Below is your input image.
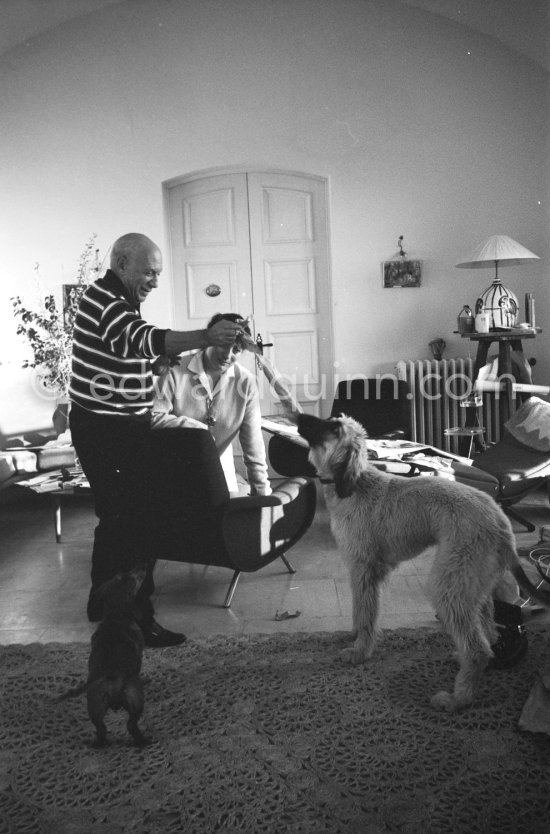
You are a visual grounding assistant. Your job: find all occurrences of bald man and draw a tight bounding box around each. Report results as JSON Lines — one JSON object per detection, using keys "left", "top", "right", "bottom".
{"left": 69, "top": 233, "right": 246, "bottom": 647}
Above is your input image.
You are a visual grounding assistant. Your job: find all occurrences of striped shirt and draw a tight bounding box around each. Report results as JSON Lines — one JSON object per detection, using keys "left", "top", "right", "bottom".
{"left": 69, "top": 270, "right": 167, "bottom": 418}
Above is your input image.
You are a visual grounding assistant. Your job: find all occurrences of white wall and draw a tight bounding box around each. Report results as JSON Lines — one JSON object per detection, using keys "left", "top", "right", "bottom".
{"left": 1, "top": 0, "right": 548, "bottom": 431}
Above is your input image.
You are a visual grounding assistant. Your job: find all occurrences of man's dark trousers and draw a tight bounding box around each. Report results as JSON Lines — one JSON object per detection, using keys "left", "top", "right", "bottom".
{"left": 69, "top": 402, "right": 155, "bottom": 624}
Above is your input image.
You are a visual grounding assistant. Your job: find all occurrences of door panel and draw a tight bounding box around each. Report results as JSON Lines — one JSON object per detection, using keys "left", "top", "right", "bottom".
{"left": 261, "top": 186, "right": 314, "bottom": 243}
{"left": 183, "top": 187, "right": 237, "bottom": 246}
{"left": 168, "top": 174, "right": 252, "bottom": 325}
{"left": 247, "top": 172, "right": 331, "bottom": 415}
{"left": 264, "top": 259, "right": 316, "bottom": 315}
{"left": 186, "top": 262, "right": 237, "bottom": 319}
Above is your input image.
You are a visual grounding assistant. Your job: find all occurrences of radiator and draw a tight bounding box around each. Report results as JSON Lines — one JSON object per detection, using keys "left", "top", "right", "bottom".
{"left": 395, "top": 359, "right": 502, "bottom": 452}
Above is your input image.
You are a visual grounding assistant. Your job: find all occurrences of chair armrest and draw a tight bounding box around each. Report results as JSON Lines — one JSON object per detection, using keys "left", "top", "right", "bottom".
{"left": 222, "top": 478, "right": 317, "bottom": 572}
{"left": 224, "top": 478, "right": 310, "bottom": 513}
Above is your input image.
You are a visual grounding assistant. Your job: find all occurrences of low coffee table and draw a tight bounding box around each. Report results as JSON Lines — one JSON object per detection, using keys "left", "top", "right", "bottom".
{"left": 16, "top": 468, "right": 91, "bottom": 542}
{"left": 50, "top": 481, "right": 92, "bottom": 542}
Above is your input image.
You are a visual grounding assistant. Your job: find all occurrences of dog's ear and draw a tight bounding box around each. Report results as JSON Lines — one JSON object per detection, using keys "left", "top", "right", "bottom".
{"left": 330, "top": 421, "right": 365, "bottom": 498}
{"left": 332, "top": 451, "right": 354, "bottom": 498}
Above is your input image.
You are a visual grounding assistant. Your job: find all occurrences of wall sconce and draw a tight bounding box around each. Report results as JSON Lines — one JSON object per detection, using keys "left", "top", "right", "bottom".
{"left": 429, "top": 338, "right": 446, "bottom": 360}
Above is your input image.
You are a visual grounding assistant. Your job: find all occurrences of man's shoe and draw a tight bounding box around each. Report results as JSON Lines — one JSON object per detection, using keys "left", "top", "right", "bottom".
{"left": 140, "top": 619, "right": 187, "bottom": 648}
{"left": 493, "top": 599, "right": 523, "bottom": 627}
{"left": 488, "top": 624, "right": 528, "bottom": 669}
{"left": 488, "top": 600, "right": 527, "bottom": 670}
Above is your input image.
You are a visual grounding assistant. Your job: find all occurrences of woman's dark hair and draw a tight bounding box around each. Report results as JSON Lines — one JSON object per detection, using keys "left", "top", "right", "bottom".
{"left": 207, "top": 312, "right": 251, "bottom": 337}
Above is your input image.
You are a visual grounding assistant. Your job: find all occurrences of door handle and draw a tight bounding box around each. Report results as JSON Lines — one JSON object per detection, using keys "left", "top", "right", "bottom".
{"left": 255, "top": 333, "right": 273, "bottom": 355}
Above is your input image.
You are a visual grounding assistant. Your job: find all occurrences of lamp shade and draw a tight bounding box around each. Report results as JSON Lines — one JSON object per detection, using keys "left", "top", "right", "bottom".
{"left": 455, "top": 235, "right": 539, "bottom": 269}
{"left": 455, "top": 235, "right": 539, "bottom": 329}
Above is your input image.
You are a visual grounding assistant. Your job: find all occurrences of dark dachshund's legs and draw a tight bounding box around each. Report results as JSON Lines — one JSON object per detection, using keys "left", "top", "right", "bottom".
{"left": 124, "top": 679, "right": 147, "bottom": 745}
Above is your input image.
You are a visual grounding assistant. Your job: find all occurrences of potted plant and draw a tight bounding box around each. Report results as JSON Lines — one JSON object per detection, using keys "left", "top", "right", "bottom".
{"left": 11, "top": 235, "right": 101, "bottom": 432}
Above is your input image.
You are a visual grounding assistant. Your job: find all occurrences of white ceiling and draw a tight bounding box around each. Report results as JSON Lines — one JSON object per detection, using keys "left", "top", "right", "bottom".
{"left": 0, "top": 0, "right": 548, "bottom": 71}
{"left": 401, "top": 0, "right": 549, "bottom": 72}
{"left": 0, "top": 0, "right": 125, "bottom": 56}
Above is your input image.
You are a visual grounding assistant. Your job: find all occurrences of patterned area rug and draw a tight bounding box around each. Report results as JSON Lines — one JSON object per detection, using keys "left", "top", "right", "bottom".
{"left": 1, "top": 627, "right": 550, "bottom": 834}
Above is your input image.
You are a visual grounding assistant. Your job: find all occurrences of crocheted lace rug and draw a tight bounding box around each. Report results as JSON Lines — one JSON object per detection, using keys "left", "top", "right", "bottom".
{"left": 1, "top": 627, "right": 549, "bottom": 834}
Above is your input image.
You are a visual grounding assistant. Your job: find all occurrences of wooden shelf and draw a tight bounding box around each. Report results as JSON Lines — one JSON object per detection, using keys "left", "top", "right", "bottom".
{"left": 444, "top": 427, "right": 484, "bottom": 437}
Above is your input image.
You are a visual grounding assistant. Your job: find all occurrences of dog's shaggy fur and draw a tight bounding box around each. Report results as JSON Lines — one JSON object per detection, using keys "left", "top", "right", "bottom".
{"left": 298, "top": 413, "right": 550, "bottom": 712}
{"left": 59, "top": 568, "right": 147, "bottom": 745}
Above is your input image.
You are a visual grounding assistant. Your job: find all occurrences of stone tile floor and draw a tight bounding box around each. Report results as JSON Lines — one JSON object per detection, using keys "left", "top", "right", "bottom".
{"left": 1, "top": 482, "right": 549, "bottom": 645}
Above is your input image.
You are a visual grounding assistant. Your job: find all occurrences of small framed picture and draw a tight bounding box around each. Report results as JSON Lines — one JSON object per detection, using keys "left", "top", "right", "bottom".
{"left": 382, "top": 260, "right": 422, "bottom": 288}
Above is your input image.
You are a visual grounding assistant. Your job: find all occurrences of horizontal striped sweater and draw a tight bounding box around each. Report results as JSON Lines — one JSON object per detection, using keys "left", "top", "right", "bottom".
{"left": 69, "top": 270, "right": 167, "bottom": 418}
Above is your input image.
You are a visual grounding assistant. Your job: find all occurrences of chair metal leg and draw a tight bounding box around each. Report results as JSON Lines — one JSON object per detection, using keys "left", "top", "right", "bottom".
{"left": 504, "top": 507, "right": 536, "bottom": 533}
{"left": 280, "top": 554, "right": 296, "bottom": 574}
{"left": 223, "top": 570, "right": 241, "bottom": 608}
{"left": 224, "top": 557, "right": 295, "bottom": 608}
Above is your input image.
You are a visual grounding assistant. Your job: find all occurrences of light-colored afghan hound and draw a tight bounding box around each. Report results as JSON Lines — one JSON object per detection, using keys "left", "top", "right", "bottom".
{"left": 297, "top": 412, "right": 550, "bottom": 712}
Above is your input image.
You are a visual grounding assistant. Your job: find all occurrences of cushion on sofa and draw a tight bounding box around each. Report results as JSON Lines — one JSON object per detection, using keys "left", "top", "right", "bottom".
{"left": 505, "top": 396, "right": 550, "bottom": 452}
{"left": 36, "top": 446, "right": 76, "bottom": 471}
{"left": 0, "top": 454, "right": 16, "bottom": 486}
{"left": 10, "top": 450, "right": 39, "bottom": 473}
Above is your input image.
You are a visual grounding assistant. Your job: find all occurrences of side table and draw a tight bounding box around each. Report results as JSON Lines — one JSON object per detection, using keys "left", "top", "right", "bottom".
{"left": 444, "top": 395, "right": 485, "bottom": 458}
{"left": 458, "top": 328, "right": 541, "bottom": 456}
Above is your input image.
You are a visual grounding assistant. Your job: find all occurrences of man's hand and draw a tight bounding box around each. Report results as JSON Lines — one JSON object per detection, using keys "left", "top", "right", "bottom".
{"left": 207, "top": 319, "right": 245, "bottom": 347}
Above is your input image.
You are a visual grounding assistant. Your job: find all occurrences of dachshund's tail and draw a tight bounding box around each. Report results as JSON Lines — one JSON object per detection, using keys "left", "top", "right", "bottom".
{"left": 55, "top": 681, "right": 88, "bottom": 701}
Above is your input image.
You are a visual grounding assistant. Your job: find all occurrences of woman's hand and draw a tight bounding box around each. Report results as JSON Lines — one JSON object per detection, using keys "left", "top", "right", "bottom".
{"left": 151, "top": 355, "right": 180, "bottom": 375}
{"left": 239, "top": 332, "right": 262, "bottom": 354}
{"left": 182, "top": 417, "right": 209, "bottom": 430}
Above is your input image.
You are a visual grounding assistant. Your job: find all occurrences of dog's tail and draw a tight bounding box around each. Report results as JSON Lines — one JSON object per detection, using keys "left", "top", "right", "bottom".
{"left": 511, "top": 559, "right": 550, "bottom": 607}
{"left": 55, "top": 681, "right": 88, "bottom": 701}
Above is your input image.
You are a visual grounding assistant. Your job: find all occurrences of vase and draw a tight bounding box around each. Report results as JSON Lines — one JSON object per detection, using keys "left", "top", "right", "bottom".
{"left": 52, "top": 397, "right": 70, "bottom": 435}
{"left": 476, "top": 279, "right": 519, "bottom": 329}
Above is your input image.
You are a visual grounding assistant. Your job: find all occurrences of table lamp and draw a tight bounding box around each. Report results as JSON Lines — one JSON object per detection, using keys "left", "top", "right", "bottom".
{"left": 455, "top": 235, "right": 539, "bottom": 329}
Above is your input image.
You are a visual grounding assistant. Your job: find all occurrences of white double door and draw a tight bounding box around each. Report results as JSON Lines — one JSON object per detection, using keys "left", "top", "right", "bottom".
{"left": 166, "top": 170, "right": 333, "bottom": 416}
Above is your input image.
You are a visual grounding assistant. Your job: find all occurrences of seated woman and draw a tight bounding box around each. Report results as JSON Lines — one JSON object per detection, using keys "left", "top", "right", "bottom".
{"left": 151, "top": 313, "right": 271, "bottom": 496}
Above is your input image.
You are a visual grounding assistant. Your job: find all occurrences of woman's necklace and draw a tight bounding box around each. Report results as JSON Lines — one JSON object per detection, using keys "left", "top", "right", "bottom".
{"left": 201, "top": 352, "right": 222, "bottom": 428}
{"left": 205, "top": 396, "right": 216, "bottom": 426}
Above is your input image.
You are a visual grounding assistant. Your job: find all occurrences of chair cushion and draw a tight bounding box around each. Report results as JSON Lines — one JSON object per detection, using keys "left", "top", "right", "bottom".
{"left": 504, "top": 396, "right": 550, "bottom": 452}
{"left": 0, "top": 454, "right": 16, "bottom": 486}
{"left": 473, "top": 433, "right": 550, "bottom": 499}
{"left": 450, "top": 461, "right": 499, "bottom": 497}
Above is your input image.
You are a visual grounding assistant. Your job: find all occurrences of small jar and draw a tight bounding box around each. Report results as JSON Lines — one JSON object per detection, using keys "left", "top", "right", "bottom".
{"left": 475, "top": 312, "right": 490, "bottom": 333}
{"left": 457, "top": 305, "right": 474, "bottom": 335}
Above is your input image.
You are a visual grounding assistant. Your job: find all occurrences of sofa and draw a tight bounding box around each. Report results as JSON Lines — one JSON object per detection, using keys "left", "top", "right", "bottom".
{"left": 266, "top": 432, "right": 500, "bottom": 497}
{"left": 0, "top": 429, "right": 76, "bottom": 492}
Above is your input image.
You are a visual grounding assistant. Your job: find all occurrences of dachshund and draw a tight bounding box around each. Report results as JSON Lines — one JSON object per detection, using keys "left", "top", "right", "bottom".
{"left": 59, "top": 568, "right": 148, "bottom": 745}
